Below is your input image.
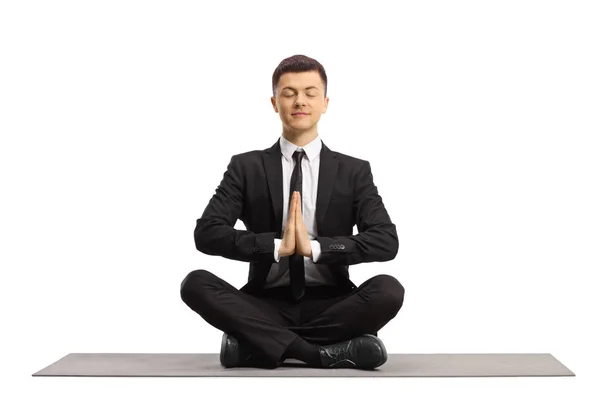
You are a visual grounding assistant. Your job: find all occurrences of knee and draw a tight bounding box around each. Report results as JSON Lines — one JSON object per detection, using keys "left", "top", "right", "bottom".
{"left": 373, "top": 274, "right": 405, "bottom": 314}
{"left": 180, "top": 269, "right": 214, "bottom": 301}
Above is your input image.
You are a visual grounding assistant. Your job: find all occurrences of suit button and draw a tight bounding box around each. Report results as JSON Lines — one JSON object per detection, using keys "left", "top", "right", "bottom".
{"left": 340, "top": 245, "right": 345, "bottom": 250}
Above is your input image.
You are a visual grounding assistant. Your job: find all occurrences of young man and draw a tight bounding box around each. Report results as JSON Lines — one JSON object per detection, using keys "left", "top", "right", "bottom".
{"left": 180, "top": 54, "right": 405, "bottom": 369}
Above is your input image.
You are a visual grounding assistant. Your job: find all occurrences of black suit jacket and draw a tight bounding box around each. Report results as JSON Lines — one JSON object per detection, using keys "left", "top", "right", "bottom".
{"left": 194, "top": 138, "right": 398, "bottom": 296}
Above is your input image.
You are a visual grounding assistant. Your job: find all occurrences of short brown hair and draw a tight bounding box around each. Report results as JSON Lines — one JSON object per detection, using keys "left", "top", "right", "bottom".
{"left": 272, "top": 55, "right": 328, "bottom": 98}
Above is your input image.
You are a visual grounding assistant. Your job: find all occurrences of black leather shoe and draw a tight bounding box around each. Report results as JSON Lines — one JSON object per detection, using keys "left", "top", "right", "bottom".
{"left": 220, "top": 332, "right": 279, "bottom": 369}
{"left": 319, "top": 334, "right": 387, "bottom": 369}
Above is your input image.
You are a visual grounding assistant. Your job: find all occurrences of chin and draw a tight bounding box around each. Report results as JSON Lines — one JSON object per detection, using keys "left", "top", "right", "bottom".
{"left": 291, "top": 119, "right": 312, "bottom": 125}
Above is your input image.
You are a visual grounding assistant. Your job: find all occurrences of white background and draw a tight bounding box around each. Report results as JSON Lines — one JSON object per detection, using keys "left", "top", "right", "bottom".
{"left": 1, "top": 0, "right": 598, "bottom": 399}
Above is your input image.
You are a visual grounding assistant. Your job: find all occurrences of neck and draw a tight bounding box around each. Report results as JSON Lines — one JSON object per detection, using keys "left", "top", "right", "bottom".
{"left": 282, "top": 126, "right": 318, "bottom": 147}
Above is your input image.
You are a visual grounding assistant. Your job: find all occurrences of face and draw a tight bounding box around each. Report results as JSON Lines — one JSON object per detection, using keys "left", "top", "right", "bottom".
{"left": 271, "top": 70, "right": 329, "bottom": 135}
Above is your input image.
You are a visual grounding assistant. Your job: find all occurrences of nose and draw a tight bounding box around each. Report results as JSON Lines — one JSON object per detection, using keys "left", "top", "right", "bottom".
{"left": 294, "top": 95, "right": 308, "bottom": 108}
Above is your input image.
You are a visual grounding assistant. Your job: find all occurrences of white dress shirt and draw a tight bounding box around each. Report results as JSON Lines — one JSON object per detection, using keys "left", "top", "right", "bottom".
{"left": 263, "top": 134, "right": 337, "bottom": 288}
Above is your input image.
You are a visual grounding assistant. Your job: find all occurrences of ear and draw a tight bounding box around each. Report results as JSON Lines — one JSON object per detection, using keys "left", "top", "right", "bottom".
{"left": 271, "top": 96, "right": 278, "bottom": 112}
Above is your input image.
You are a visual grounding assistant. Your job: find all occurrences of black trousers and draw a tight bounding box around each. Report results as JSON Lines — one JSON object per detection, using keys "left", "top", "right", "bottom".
{"left": 180, "top": 269, "right": 405, "bottom": 367}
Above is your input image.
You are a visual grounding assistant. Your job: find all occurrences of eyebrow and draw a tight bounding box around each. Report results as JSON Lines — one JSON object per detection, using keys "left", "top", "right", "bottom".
{"left": 281, "top": 86, "right": 319, "bottom": 91}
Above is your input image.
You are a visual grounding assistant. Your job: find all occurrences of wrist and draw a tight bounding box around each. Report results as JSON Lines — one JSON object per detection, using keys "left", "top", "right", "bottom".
{"left": 278, "top": 248, "right": 291, "bottom": 257}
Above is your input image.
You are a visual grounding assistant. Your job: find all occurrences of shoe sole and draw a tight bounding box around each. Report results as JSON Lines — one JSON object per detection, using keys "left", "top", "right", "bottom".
{"left": 220, "top": 332, "right": 236, "bottom": 367}
{"left": 363, "top": 334, "right": 388, "bottom": 369}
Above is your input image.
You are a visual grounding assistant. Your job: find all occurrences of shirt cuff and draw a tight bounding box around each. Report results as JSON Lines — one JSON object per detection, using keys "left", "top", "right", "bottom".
{"left": 310, "top": 240, "right": 321, "bottom": 263}
{"left": 274, "top": 238, "right": 282, "bottom": 262}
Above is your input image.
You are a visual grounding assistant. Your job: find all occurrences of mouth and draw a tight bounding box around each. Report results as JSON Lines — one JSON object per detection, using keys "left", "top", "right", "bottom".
{"left": 292, "top": 113, "right": 309, "bottom": 116}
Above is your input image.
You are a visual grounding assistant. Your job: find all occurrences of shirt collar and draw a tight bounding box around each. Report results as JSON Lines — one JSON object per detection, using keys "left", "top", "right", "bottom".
{"left": 280, "top": 134, "right": 322, "bottom": 162}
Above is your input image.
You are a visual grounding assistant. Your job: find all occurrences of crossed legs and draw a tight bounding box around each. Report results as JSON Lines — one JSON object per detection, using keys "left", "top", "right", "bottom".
{"left": 180, "top": 269, "right": 405, "bottom": 367}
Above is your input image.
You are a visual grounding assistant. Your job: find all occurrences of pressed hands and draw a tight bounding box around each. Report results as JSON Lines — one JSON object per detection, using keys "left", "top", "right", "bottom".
{"left": 278, "top": 191, "right": 312, "bottom": 259}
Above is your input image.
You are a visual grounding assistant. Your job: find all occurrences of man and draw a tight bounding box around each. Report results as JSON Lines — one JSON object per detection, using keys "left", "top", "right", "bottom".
{"left": 180, "top": 54, "right": 405, "bottom": 370}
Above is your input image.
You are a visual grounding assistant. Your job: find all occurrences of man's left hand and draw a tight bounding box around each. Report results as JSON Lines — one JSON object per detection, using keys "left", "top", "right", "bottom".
{"left": 294, "top": 192, "right": 313, "bottom": 258}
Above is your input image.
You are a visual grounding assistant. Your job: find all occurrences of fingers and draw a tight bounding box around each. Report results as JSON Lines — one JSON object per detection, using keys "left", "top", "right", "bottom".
{"left": 295, "top": 192, "right": 300, "bottom": 215}
{"left": 290, "top": 192, "right": 302, "bottom": 225}
{"left": 295, "top": 192, "right": 302, "bottom": 225}
{"left": 294, "top": 192, "right": 298, "bottom": 211}
{"left": 289, "top": 192, "right": 296, "bottom": 221}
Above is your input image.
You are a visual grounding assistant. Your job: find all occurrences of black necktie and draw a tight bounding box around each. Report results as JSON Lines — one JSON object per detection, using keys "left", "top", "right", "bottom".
{"left": 289, "top": 149, "right": 305, "bottom": 300}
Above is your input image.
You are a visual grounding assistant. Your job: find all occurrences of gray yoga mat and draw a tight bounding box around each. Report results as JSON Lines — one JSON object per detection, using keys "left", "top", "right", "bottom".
{"left": 33, "top": 353, "right": 575, "bottom": 377}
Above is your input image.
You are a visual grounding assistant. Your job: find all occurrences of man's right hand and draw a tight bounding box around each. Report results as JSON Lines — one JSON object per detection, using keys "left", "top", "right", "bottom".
{"left": 278, "top": 191, "right": 298, "bottom": 258}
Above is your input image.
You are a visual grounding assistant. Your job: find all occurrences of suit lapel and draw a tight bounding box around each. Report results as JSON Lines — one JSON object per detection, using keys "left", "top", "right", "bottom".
{"left": 315, "top": 142, "right": 338, "bottom": 233}
{"left": 264, "top": 140, "right": 284, "bottom": 238}
{"left": 262, "top": 137, "right": 339, "bottom": 236}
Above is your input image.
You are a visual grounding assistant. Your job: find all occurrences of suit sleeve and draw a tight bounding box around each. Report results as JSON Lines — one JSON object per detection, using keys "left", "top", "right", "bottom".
{"left": 194, "top": 155, "right": 276, "bottom": 263}
{"left": 315, "top": 161, "right": 398, "bottom": 266}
